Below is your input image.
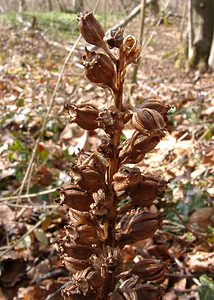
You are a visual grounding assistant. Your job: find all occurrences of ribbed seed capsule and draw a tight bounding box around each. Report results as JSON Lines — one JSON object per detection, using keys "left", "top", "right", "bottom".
{"left": 67, "top": 224, "right": 98, "bottom": 245}
{"left": 140, "top": 99, "right": 169, "bottom": 121}
{"left": 82, "top": 48, "right": 116, "bottom": 89}
{"left": 77, "top": 11, "right": 105, "bottom": 48}
{"left": 132, "top": 108, "right": 165, "bottom": 134}
{"left": 67, "top": 104, "right": 99, "bottom": 130}
{"left": 57, "top": 184, "right": 93, "bottom": 211}
{"left": 117, "top": 259, "right": 167, "bottom": 283}
{"left": 116, "top": 211, "right": 161, "bottom": 246}
{"left": 129, "top": 175, "right": 167, "bottom": 207}
{"left": 119, "top": 132, "right": 162, "bottom": 164}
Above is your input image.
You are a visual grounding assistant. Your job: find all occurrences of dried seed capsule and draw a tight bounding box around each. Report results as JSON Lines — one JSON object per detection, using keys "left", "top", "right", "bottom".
{"left": 104, "top": 27, "right": 124, "bottom": 48}
{"left": 113, "top": 167, "right": 142, "bottom": 192}
{"left": 129, "top": 175, "right": 167, "bottom": 207}
{"left": 67, "top": 104, "right": 99, "bottom": 130}
{"left": 68, "top": 209, "right": 97, "bottom": 227}
{"left": 58, "top": 184, "right": 93, "bottom": 211}
{"left": 63, "top": 256, "right": 91, "bottom": 273}
{"left": 82, "top": 48, "right": 116, "bottom": 89}
{"left": 116, "top": 211, "right": 161, "bottom": 246}
{"left": 119, "top": 132, "right": 162, "bottom": 164}
{"left": 122, "top": 35, "right": 141, "bottom": 65}
{"left": 118, "top": 259, "right": 167, "bottom": 283}
{"left": 69, "top": 165, "right": 105, "bottom": 192}
{"left": 77, "top": 11, "right": 105, "bottom": 48}
{"left": 61, "top": 243, "right": 96, "bottom": 260}
{"left": 67, "top": 224, "right": 99, "bottom": 245}
{"left": 140, "top": 99, "right": 169, "bottom": 121}
{"left": 132, "top": 108, "right": 165, "bottom": 135}
{"left": 119, "top": 276, "right": 164, "bottom": 300}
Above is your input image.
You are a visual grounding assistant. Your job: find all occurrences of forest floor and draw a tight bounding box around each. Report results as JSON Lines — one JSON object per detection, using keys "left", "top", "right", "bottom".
{"left": 0, "top": 11, "right": 213, "bottom": 300}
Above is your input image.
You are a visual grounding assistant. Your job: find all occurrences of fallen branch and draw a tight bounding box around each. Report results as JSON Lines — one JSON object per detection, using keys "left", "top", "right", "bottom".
{"left": 111, "top": 0, "right": 155, "bottom": 31}
{"left": 111, "top": 4, "right": 141, "bottom": 31}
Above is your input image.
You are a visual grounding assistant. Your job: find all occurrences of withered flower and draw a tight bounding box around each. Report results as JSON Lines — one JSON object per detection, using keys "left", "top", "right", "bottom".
{"left": 58, "top": 184, "right": 94, "bottom": 211}
{"left": 104, "top": 27, "right": 124, "bottom": 48}
{"left": 73, "top": 267, "right": 104, "bottom": 292}
{"left": 132, "top": 108, "right": 165, "bottom": 135}
{"left": 82, "top": 48, "right": 116, "bottom": 89}
{"left": 76, "top": 151, "right": 108, "bottom": 175}
{"left": 122, "top": 35, "right": 141, "bottom": 65}
{"left": 67, "top": 104, "right": 99, "bottom": 130}
{"left": 116, "top": 211, "right": 162, "bottom": 246}
{"left": 62, "top": 282, "right": 95, "bottom": 300}
{"left": 77, "top": 11, "right": 105, "bottom": 48}
{"left": 91, "top": 189, "right": 109, "bottom": 216}
{"left": 69, "top": 165, "right": 105, "bottom": 192}
{"left": 98, "top": 106, "right": 125, "bottom": 134}
{"left": 98, "top": 136, "right": 115, "bottom": 159}
{"left": 113, "top": 166, "right": 142, "bottom": 192}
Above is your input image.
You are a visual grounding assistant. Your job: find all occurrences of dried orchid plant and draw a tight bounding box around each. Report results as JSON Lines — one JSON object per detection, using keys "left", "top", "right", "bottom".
{"left": 56, "top": 11, "right": 169, "bottom": 300}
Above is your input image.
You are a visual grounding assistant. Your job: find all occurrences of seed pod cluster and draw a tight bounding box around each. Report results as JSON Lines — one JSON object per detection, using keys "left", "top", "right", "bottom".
{"left": 56, "top": 11, "right": 170, "bottom": 300}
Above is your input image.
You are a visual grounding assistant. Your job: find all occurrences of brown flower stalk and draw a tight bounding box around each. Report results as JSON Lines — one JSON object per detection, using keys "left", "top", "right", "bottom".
{"left": 56, "top": 11, "right": 169, "bottom": 300}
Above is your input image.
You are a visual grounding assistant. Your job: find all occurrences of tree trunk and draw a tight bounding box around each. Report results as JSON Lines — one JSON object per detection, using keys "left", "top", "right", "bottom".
{"left": 47, "top": 0, "right": 53, "bottom": 11}
{"left": 56, "top": 0, "right": 67, "bottom": 12}
{"left": 208, "top": 29, "right": 214, "bottom": 69}
{"left": 18, "top": 0, "right": 26, "bottom": 13}
{"left": 188, "top": 0, "right": 214, "bottom": 72}
{"left": 74, "top": 0, "right": 84, "bottom": 12}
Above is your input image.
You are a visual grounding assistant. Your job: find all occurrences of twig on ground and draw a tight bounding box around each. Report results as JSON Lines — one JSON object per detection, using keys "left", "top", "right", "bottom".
{"left": 7, "top": 203, "right": 58, "bottom": 209}
{"left": 14, "top": 34, "right": 82, "bottom": 212}
{"left": 0, "top": 188, "right": 57, "bottom": 202}
{"left": 33, "top": 269, "right": 68, "bottom": 284}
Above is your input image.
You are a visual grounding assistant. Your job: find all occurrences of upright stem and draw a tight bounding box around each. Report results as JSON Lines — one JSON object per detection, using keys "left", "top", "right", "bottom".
{"left": 107, "top": 47, "right": 124, "bottom": 245}
{"left": 108, "top": 46, "right": 124, "bottom": 184}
